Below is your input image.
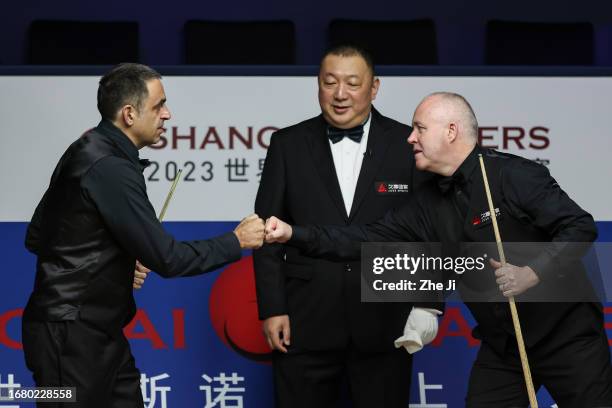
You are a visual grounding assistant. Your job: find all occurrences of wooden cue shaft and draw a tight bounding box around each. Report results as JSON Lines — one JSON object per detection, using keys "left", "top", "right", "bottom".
{"left": 158, "top": 169, "right": 183, "bottom": 221}
{"left": 478, "top": 154, "right": 538, "bottom": 408}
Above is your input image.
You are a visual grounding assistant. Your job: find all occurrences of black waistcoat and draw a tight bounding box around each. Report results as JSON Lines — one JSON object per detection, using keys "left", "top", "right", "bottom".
{"left": 24, "top": 125, "right": 138, "bottom": 335}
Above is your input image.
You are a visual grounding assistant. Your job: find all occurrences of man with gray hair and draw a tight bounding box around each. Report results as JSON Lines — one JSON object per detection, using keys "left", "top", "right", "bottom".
{"left": 22, "top": 63, "right": 264, "bottom": 407}
{"left": 265, "top": 92, "right": 612, "bottom": 407}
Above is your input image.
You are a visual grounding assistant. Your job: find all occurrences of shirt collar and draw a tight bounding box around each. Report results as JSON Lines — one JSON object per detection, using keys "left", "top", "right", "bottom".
{"left": 96, "top": 120, "right": 150, "bottom": 170}
{"left": 437, "top": 144, "right": 480, "bottom": 193}
{"left": 454, "top": 144, "right": 480, "bottom": 184}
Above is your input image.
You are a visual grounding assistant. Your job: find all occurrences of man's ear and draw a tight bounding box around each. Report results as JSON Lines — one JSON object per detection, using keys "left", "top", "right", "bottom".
{"left": 371, "top": 77, "right": 380, "bottom": 101}
{"left": 447, "top": 122, "right": 458, "bottom": 143}
{"left": 120, "top": 105, "right": 137, "bottom": 127}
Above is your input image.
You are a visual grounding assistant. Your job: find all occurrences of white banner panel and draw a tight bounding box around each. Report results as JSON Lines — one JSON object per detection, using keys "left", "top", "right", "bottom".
{"left": 1, "top": 75, "right": 611, "bottom": 221}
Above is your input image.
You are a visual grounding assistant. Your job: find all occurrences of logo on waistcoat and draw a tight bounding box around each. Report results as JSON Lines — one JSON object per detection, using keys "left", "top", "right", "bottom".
{"left": 472, "top": 208, "right": 502, "bottom": 228}
{"left": 375, "top": 181, "right": 409, "bottom": 194}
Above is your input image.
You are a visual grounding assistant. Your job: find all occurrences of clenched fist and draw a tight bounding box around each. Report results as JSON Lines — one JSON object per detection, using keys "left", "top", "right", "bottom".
{"left": 233, "top": 214, "right": 265, "bottom": 249}
{"left": 264, "top": 216, "right": 293, "bottom": 244}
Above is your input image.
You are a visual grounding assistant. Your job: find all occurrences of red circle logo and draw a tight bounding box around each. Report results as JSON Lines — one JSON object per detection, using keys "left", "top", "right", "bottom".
{"left": 209, "top": 256, "right": 273, "bottom": 362}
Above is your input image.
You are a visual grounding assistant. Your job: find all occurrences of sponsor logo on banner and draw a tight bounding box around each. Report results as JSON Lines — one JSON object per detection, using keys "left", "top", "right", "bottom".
{"left": 209, "top": 256, "right": 272, "bottom": 362}
{"left": 478, "top": 125, "right": 551, "bottom": 166}
{"left": 140, "top": 126, "right": 279, "bottom": 199}
{"left": 149, "top": 126, "right": 278, "bottom": 150}
{"left": 478, "top": 126, "right": 550, "bottom": 150}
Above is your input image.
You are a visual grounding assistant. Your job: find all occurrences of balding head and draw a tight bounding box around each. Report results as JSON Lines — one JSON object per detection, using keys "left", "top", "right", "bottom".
{"left": 422, "top": 92, "right": 479, "bottom": 141}
{"left": 407, "top": 92, "right": 479, "bottom": 176}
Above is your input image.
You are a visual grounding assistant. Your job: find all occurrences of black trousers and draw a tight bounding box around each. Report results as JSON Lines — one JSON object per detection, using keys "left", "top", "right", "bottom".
{"left": 466, "top": 303, "right": 612, "bottom": 408}
{"left": 22, "top": 318, "right": 143, "bottom": 408}
{"left": 273, "top": 344, "right": 412, "bottom": 408}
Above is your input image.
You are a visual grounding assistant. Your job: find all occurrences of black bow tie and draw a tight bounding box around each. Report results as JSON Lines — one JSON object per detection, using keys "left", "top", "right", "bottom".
{"left": 437, "top": 172, "right": 466, "bottom": 194}
{"left": 327, "top": 124, "right": 364, "bottom": 144}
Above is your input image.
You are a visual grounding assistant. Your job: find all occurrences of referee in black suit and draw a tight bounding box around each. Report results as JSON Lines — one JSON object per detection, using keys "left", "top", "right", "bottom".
{"left": 254, "top": 45, "right": 441, "bottom": 408}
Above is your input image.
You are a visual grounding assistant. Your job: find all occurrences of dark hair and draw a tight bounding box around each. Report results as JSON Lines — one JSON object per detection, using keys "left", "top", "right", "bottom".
{"left": 97, "top": 63, "right": 162, "bottom": 121}
{"left": 321, "top": 44, "right": 375, "bottom": 76}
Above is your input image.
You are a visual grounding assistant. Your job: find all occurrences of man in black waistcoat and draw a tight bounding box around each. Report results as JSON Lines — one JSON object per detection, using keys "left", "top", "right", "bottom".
{"left": 254, "top": 45, "right": 441, "bottom": 408}
{"left": 22, "top": 63, "right": 265, "bottom": 407}
{"left": 265, "top": 92, "right": 612, "bottom": 408}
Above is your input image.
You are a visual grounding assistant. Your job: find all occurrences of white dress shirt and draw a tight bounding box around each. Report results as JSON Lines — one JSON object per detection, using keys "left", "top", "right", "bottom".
{"left": 329, "top": 116, "right": 371, "bottom": 216}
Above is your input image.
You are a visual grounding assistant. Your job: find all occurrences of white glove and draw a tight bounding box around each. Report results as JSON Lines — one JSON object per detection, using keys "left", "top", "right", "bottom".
{"left": 394, "top": 308, "right": 440, "bottom": 354}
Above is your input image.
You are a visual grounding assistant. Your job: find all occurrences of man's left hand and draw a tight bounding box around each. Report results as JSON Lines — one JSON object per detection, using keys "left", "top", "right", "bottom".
{"left": 490, "top": 258, "right": 540, "bottom": 297}
{"left": 133, "top": 261, "right": 151, "bottom": 289}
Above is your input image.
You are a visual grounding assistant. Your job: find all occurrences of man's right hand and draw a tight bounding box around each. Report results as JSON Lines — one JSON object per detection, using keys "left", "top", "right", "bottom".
{"left": 262, "top": 315, "right": 291, "bottom": 353}
{"left": 233, "top": 214, "right": 265, "bottom": 249}
{"left": 265, "top": 216, "right": 293, "bottom": 243}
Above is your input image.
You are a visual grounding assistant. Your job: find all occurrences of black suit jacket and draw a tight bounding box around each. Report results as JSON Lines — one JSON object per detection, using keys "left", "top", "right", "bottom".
{"left": 254, "top": 108, "right": 434, "bottom": 352}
